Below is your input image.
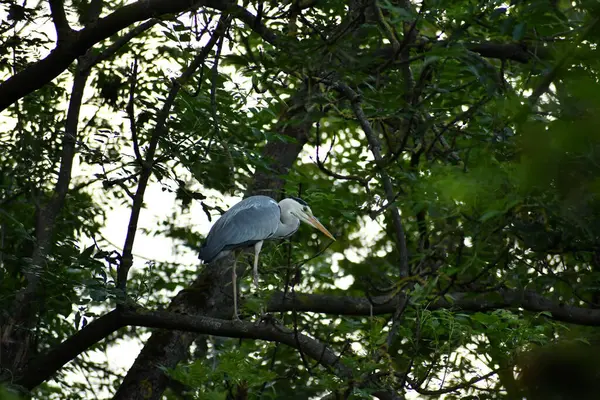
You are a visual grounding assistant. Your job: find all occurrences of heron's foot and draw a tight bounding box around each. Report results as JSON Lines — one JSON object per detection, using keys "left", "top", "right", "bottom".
{"left": 232, "top": 306, "right": 242, "bottom": 321}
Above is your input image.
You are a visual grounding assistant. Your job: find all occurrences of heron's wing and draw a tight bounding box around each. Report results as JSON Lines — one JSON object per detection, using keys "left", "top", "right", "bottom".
{"left": 199, "top": 196, "right": 280, "bottom": 263}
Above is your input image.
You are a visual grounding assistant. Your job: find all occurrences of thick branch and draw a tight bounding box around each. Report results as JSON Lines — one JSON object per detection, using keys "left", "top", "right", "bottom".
{"left": 3, "top": 0, "right": 543, "bottom": 116}
{"left": 19, "top": 284, "right": 600, "bottom": 390}
{"left": 268, "top": 290, "right": 600, "bottom": 326}
{"left": 122, "top": 309, "right": 352, "bottom": 378}
{"left": 18, "top": 302, "right": 351, "bottom": 390}
{"left": 16, "top": 310, "right": 123, "bottom": 389}
{"left": 369, "top": 41, "right": 551, "bottom": 69}
{"left": 465, "top": 42, "right": 536, "bottom": 63}
{"left": 1, "top": 14, "right": 157, "bottom": 377}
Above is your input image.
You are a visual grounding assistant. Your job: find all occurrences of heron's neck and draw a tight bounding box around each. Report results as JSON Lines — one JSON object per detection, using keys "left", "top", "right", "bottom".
{"left": 274, "top": 209, "right": 300, "bottom": 239}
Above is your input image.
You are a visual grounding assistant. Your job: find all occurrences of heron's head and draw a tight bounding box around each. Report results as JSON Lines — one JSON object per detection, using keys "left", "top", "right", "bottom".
{"left": 280, "top": 197, "right": 336, "bottom": 240}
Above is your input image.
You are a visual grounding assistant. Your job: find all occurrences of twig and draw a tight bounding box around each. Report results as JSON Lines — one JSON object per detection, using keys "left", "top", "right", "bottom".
{"left": 126, "top": 57, "right": 143, "bottom": 164}
{"left": 385, "top": 295, "right": 409, "bottom": 349}
{"left": 210, "top": 22, "right": 226, "bottom": 140}
{"left": 258, "top": 343, "right": 280, "bottom": 396}
{"left": 456, "top": 246, "right": 509, "bottom": 289}
{"left": 332, "top": 79, "right": 413, "bottom": 356}
{"left": 372, "top": 1, "right": 400, "bottom": 52}
{"left": 398, "top": 306, "right": 422, "bottom": 389}
{"left": 374, "top": 0, "right": 424, "bottom": 75}
{"left": 425, "top": 95, "right": 491, "bottom": 156}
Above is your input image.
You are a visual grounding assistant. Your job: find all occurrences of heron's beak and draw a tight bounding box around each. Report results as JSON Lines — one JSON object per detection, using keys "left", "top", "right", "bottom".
{"left": 306, "top": 214, "right": 336, "bottom": 241}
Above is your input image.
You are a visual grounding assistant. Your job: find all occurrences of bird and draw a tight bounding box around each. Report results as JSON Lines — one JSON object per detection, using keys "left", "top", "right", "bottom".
{"left": 198, "top": 195, "right": 335, "bottom": 319}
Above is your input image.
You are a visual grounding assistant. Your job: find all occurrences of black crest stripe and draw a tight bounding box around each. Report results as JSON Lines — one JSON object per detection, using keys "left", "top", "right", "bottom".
{"left": 289, "top": 196, "right": 308, "bottom": 206}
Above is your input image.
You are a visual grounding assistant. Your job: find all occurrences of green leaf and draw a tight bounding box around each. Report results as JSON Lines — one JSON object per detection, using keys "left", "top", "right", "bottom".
{"left": 80, "top": 244, "right": 95, "bottom": 259}
{"left": 479, "top": 210, "right": 503, "bottom": 222}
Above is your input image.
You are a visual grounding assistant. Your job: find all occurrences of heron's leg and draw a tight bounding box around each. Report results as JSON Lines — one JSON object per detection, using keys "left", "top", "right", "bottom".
{"left": 253, "top": 241, "right": 266, "bottom": 318}
{"left": 253, "top": 241, "right": 264, "bottom": 289}
{"left": 232, "top": 252, "right": 241, "bottom": 321}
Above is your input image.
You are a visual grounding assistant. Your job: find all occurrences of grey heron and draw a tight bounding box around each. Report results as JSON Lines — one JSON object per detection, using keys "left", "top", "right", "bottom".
{"left": 198, "top": 195, "right": 335, "bottom": 319}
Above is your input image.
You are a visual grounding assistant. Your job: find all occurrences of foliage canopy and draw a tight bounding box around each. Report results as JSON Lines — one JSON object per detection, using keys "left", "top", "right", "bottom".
{"left": 1, "top": 0, "right": 600, "bottom": 399}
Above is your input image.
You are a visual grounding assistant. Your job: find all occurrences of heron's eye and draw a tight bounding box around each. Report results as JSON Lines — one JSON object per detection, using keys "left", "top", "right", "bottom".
{"left": 303, "top": 206, "right": 308, "bottom": 212}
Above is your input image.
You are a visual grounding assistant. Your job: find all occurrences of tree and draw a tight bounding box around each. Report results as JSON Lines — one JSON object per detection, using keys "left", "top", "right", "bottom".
{"left": 1, "top": 0, "right": 600, "bottom": 398}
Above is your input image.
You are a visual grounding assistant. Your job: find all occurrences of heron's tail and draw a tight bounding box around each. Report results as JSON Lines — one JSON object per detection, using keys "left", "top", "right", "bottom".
{"left": 198, "top": 244, "right": 207, "bottom": 262}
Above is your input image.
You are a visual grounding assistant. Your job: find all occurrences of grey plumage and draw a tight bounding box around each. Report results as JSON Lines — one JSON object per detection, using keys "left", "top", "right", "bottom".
{"left": 198, "top": 195, "right": 283, "bottom": 263}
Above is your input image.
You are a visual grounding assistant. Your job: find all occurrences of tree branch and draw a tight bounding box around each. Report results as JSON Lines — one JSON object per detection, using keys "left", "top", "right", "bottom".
{"left": 19, "top": 283, "right": 600, "bottom": 391}
{"left": 117, "top": 56, "right": 317, "bottom": 400}
{"left": 425, "top": 95, "right": 491, "bottom": 156}
{"left": 126, "top": 57, "right": 143, "bottom": 164}
{"left": 17, "top": 304, "right": 353, "bottom": 390}
{"left": 15, "top": 310, "right": 123, "bottom": 389}
{"left": 314, "top": 117, "right": 371, "bottom": 189}
{"left": 406, "top": 369, "right": 499, "bottom": 395}
{"left": 332, "top": 81, "right": 409, "bottom": 278}
{"left": 526, "top": 17, "right": 599, "bottom": 109}
{"left": 48, "top": 0, "right": 72, "bottom": 43}
{"left": 122, "top": 309, "right": 353, "bottom": 378}
{"left": 368, "top": 41, "right": 552, "bottom": 71}
{"left": 81, "top": 19, "right": 160, "bottom": 72}
{"left": 0, "top": 0, "right": 244, "bottom": 113}
{"left": 267, "top": 289, "right": 600, "bottom": 326}
{"left": 116, "top": 15, "right": 230, "bottom": 292}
